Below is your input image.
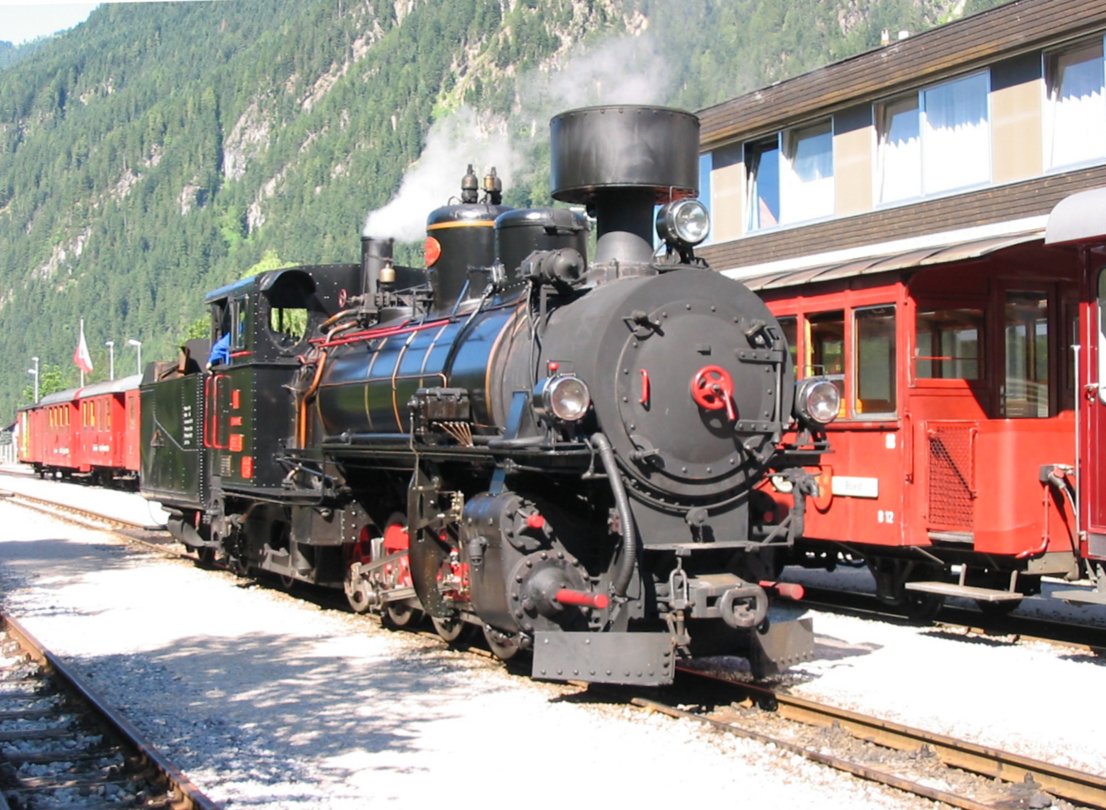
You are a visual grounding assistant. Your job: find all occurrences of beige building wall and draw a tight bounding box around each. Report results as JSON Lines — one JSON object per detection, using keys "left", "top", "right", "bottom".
{"left": 991, "top": 56, "right": 1044, "bottom": 184}
{"left": 836, "top": 119, "right": 871, "bottom": 214}
{"left": 710, "top": 146, "right": 745, "bottom": 242}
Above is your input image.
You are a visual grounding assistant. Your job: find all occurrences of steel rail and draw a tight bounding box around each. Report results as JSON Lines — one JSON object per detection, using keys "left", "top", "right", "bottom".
{"left": 665, "top": 668, "right": 1106, "bottom": 808}
{"left": 0, "top": 488, "right": 164, "bottom": 532}
{"left": 633, "top": 695, "right": 1000, "bottom": 809}
{"left": 799, "top": 585, "right": 1106, "bottom": 654}
{"left": 1, "top": 612, "right": 221, "bottom": 810}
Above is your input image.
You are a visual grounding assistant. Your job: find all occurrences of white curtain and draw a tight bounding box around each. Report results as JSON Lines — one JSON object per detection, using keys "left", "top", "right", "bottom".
{"left": 876, "top": 95, "right": 921, "bottom": 204}
{"left": 780, "top": 121, "right": 833, "bottom": 223}
{"left": 1046, "top": 40, "right": 1106, "bottom": 169}
{"left": 922, "top": 72, "right": 990, "bottom": 194}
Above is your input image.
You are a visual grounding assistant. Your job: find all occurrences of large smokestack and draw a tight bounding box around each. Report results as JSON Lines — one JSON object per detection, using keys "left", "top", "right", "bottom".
{"left": 549, "top": 105, "right": 699, "bottom": 265}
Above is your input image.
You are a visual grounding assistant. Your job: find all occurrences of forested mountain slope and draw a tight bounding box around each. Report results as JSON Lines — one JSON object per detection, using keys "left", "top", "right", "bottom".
{"left": 0, "top": 0, "right": 1004, "bottom": 413}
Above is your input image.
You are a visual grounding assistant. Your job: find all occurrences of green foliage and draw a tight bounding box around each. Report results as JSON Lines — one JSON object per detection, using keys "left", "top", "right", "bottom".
{"left": 19, "top": 363, "right": 66, "bottom": 406}
{"left": 0, "top": 0, "right": 1012, "bottom": 418}
{"left": 243, "top": 248, "right": 294, "bottom": 277}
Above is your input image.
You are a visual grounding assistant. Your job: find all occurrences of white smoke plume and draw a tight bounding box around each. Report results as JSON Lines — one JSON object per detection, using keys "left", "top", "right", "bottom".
{"left": 363, "top": 30, "right": 672, "bottom": 241}
{"left": 522, "top": 32, "right": 670, "bottom": 113}
{"left": 362, "top": 106, "right": 517, "bottom": 241}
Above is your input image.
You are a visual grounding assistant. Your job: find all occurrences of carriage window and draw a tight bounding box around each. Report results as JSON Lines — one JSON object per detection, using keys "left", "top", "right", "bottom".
{"left": 777, "top": 316, "right": 798, "bottom": 378}
{"left": 1002, "top": 292, "right": 1049, "bottom": 418}
{"left": 807, "top": 311, "right": 846, "bottom": 415}
{"left": 916, "top": 307, "right": 983, "bottom": 379}
{"left": 855, "top": 307, "right": 896, "bottom": 415}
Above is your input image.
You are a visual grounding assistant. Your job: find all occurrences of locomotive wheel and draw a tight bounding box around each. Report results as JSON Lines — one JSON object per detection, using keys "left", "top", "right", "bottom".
{"left": 344, "top": 562, "right": 375, "bottom": 614}
{"left": 902, "top": 591, "right": 944, "bottom": 622}
{"left": 384, "top": 601, "right": 418, "bottom": 628}
{"left": 432, "top": 615, "right": 472, "bottom": 644}
{"left": 483, "top": 625, "right": 522, "bottom": 661}
{"left": 196, "top": 547, "right": 216, "bottom": 569}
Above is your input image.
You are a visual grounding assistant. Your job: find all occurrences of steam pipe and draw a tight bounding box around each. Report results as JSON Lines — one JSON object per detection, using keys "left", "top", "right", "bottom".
{"left": 593, "top": 189, "right": 656, "bottom": 264}
{"left": 591, "top": 432, "right": 636, "bottom": 597}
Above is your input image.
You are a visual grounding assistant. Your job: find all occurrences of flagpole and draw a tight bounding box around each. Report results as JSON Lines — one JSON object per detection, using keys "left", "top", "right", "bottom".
{"left": 79, "top": 319, "right": 85, "bottom": 387}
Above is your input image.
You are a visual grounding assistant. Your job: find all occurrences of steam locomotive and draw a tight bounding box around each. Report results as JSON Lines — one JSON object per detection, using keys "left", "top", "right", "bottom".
{"left": 138, "top": 106, "right": 839, "bottom": 685}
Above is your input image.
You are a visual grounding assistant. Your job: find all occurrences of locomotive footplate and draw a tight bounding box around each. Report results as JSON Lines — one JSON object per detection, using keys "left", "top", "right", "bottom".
{"left": 532, "top": 631, "right": 674, "bottom": 686}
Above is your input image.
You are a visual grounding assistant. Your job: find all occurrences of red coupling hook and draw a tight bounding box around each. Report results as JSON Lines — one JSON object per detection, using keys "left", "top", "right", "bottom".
{"left": 554, "top": 589, "right": 610, "bottom": 610}
{"left": 691, "top": 365, "right": 737, "bottom": 422}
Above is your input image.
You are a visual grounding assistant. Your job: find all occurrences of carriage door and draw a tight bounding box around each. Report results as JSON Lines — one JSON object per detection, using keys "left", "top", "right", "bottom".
{"left": 1081, "top": 262, "right": 1106, "bottom": 560}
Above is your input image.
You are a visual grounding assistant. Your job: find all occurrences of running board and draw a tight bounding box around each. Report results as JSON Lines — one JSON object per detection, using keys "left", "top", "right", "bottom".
{"left": 904, "top": 582, "right": 1022, "bottom": 602}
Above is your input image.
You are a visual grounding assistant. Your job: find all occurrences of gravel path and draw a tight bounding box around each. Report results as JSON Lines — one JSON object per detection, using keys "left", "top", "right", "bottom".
{"left": 0, "top": 474, "right": 1102, "bottom": 808}
{"left": 0, "top": 498, "right": 924, "bottom": 809}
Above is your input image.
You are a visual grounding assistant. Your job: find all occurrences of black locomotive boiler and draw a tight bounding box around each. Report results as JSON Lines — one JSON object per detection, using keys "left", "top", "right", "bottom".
{"left": 139, "top": 105, "right": 839, "bottom": 685}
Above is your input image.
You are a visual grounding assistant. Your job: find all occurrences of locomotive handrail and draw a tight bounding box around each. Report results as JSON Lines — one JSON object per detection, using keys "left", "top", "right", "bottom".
{"left": 591, "top": 432, "right": 637, "bottom": 598}
{"left": 311, "top": 317, "right": 451, "bottom": 349}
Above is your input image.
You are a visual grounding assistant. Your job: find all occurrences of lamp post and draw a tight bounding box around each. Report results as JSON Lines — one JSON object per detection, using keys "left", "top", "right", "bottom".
{"left": 27, "top": 357, "right": 38, "bottom": 403}
{"left": 127, "top": 339, "right": 142, "bottom": 376}
{"left": 105, "top": 340, "right": 115, "bottom": 381}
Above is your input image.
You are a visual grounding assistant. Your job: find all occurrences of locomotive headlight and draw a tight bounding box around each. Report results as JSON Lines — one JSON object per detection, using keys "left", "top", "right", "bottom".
{"left": 534, "top": 375, "right": 591, "bottom": 423}
{"left": 656, "top": 198, "right": 711, "bottom": 247}
{"left": 794, "top": 377, "right": 841, "bottom": 427}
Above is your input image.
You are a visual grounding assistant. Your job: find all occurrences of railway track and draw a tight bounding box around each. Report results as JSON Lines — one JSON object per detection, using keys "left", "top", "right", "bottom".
{"left": 0, "top": 612, "right": 218, "bottom": 810}
{"left": 632, "top": 667, "right": 1106, "bottom": 810}
{"left": 5, "top": 477, "right": 1105, "bottom": 807}
{"left": 799, "top": 584, "right": 1106, "bottom": 655}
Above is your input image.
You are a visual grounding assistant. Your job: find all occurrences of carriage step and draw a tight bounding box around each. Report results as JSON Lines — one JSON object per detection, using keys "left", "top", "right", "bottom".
{"left": 903, "top": 582, "right": 1022, "bottom": 602}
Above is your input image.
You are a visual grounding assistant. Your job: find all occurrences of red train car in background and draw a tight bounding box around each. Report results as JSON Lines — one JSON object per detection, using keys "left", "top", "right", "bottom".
{"left": 748, "top": 187, "right": 1106, "bottom": 616}
{"left": 17, "top": 375, "right": 142, "bottom": 487}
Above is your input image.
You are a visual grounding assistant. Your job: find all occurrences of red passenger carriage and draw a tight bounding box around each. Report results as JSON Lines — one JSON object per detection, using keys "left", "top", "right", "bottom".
{"left": 749, "top": 189, "right": 1106, "bottom": 615}
{"left": 16, "top": 375, "right": 142, "bottom": 486}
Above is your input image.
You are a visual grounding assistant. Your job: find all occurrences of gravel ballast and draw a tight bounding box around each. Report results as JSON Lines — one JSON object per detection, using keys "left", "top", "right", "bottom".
{"left": 0, "top": 475, "right": 1102, "bottom": 807}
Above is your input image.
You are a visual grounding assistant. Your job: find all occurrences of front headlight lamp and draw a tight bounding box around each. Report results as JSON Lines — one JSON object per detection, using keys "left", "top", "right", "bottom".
{"left": 794, "top": 377, "right": 841, "bottom": 426}
{"left": 656, "top": 198, "right": 710, "bottom": 247}
{"left": 533, "top": 374, "right": 591, "bottom": 423}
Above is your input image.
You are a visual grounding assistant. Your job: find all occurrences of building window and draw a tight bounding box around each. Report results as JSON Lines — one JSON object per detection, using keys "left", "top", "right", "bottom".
{"left": 854, "top": 306, "right": 896, "bottom": 415}
{"left": 915, "top": 307, "right": 983, "bottom": 380}
{"left": 781, "top": 120, "right": 834, "bottom": 224}
{"left": 697, "top": 152, "right": 713, "bottom": 246}
{"left": 876, "top": 95, "right": 921, "bottom": 203}
{"left": 1044, "top": 39, "right": 1106, "bottom": 170}
{"left": 745, "top": 120, "right": 834, "bottom": 231}
{"left": 744, "top": 136, "right": 780, "bottom": 230}
{"left": 875, "top": 71, "right": 990, "bottom": 203}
